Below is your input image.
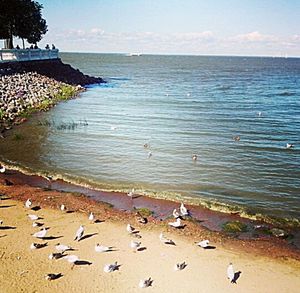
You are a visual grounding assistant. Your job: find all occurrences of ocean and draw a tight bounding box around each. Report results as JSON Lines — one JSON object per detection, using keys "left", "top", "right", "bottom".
{"left": 1, "top": 53, "right": 300, "bottom": 226}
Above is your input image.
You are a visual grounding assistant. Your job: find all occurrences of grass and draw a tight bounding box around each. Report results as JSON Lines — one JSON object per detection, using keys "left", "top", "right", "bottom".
{"left": 13, "top": 133, "right": 24, "bottom": 141}
{"left": 134, "top": 207, "right": 153, "bottom": 217}
{"left": 0, "top": 109, "right": 4, "bottom": 120}
{"left": 222, "top": 220, "right": 248, "bottom": 233}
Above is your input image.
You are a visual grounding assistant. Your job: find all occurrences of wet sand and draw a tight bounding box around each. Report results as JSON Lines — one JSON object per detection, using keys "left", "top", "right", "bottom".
{"left": 1, "top": 176, "right": 300, "bottom": 292}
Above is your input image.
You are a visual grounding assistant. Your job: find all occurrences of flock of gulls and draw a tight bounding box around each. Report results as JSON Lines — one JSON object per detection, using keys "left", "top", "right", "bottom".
{"left": 0, "top": 193, "right": 241, "bottom": 289}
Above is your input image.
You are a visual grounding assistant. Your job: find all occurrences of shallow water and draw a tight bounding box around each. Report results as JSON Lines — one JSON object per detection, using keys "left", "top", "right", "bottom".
{"left": 1, "top": 53, "right": 300, "bottom": 225}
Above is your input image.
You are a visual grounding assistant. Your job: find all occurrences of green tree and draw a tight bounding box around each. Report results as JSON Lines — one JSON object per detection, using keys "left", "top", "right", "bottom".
{"left": 0, "top": 0, "right": 47, "bottom": 49}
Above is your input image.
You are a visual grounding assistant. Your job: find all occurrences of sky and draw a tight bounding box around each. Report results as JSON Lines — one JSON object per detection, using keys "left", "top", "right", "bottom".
{"left": 13, "top": 0, "right": 300, "bottom": 56}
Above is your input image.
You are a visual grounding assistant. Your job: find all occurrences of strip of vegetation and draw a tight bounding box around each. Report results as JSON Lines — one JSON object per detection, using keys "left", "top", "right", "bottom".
{"left": 222, "top": 220, "right": 248, "bottom": 233}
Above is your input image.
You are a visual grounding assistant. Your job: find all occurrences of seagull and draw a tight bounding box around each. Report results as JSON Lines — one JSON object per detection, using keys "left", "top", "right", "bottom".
{"left": 33, "top": 228, "right": 47, "bottom": 239}
{"left": 74, "top": 225, "right": 84, "bottom": 241}
{"left": 103, "top": 261, "right": 120, "bottom": 273}
{"left": 233, "top": 135, "right": 240, "bottom": 141}
{"left": 55, "top": 243, "right": 72, "bottom": 253}
{"left": 147, "top": 151, "right": 152, "bottom": 158}
{"left": 135, "top": 212, "right": 147, "bottom": 224}
{"left": 180, "top": 203, "right": 189, "bottom": 216}
{"left": 192, "top": 154, "right": 198, "bottom": 161}
{"left": 127, "top": 224, "right": 135, "bottom": 234}
{"left": 257, "top": 111, "right": 262, "bottom": 117}
{"left": 159, "top": 232, "right": 175, "bottom": 245}
{"left": 168, "top": 218, "right": 184, "bottom": 228}
{"left": 0, "top": 165, "right": 5, "bottom": 173}
{"left": 286, "top": 143, "right": 294, "bottom": 149}
{"left": 25, "top": 199, "right": 32, "bottom": 208}
{"left": 95, "top": 243, "right": 113, "bottom": 253}
{"left": 196, "top": 240, "right": 210, "bottom": 248}
{"left": 143, "top": 143, "right": 150, "bottom": 148}
{"left": 0, "top": 220, "right": 3, "bottom": 225}
{"left": 32, "top": 222, "right": 43, "bottom": 227}
{"left": 130, "top": 240, "right": 141, "bottom": 252}
{"left": 30, "top": 242, "right": 48, "bottom": 250}
{"left": 63, "top": 255, "right": 79, "bottom": 269}
{"left": 127, "top": 188, "right": 135, "bottom": 198}
{"left": 89, "top": 212, "right": 94, "bottom": 221}
{"left": 60, "top": 204, "right": 66, "bottom": 212}
{"left": 49, "top": 252, "right": 65, "bottom": 260}
{"left": 45, "top": 273, "right": 62, "bottom": 281}
{"left": 172, "top": 209, "right": 180, "bottom": 219}
{"left": 28, "top": 214, "right": 39, "bottom": 221}
{"left": 139, "top": 277, "right": 153, "bottom": 288}
{"left": 174, "top": 261, "right": 187, "bottom": 271}
{"left": 227, "top": 263, "right": 235, "bottom": 283}
{"left": 110, "top": 126, "right": 117, "bottom": 131}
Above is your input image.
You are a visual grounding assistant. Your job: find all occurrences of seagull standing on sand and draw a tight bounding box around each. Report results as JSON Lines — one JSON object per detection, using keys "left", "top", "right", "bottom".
{"left": 172, "top": 209, "right": 180, "bottom": 219}
{"left": 159, "top": 232, "right": 175, "bottom": 245}
{"left": 45, "top": 273, "right": 62, "bottom": 281}
{"left": 168, "top": 218, "right": 184, "bottom": 228}
{"left": 139, "top": 277, "right": 153, "bottom": 288}
{"left": 130, "top": 240, "right": 141, "bottom": 252}
{"left": 55, "top": 243, "right": 72, "bottom": 253}
{"left": 95, "top": 243, "right": 113, "bottom": 253}
{"left": 227, "top": 263, "right": 235, "bottom": 283}
{"left": 32, "top": 222, "right": 43, "bottom": 227}
{"left": 127, "top": 224, "right": 135, "bottom": 234}
{"left": 60, "top": 204, "right": 66, "bottom": 212}
{"left": 25, "top": 199, "right": 32, "bottom": 208}
{"left": 180, "top": 203, "right": 189, "bottom": 216}
{"left": 74, "top": 225, "right": 84, "bottom": 241}
{"left": 63, "top": 255, "right": 79, "bottom": 269}
{"left": 28, "top": 214, "right": 39, "bottom": 221}
{"left": 196, "top": 240, "right": 210, "bottom": 248}
{"left": 127, "top": 188, "right": 135, "bottom": 198}
{"left": 89, "top": 212, "right": 94, "bottom": 222}
{"left": 30, "top": 242, "right": 47, "bottom": 250}
{"left": 103, "top": 261, "right": 120, "bottom": 273}
{"left": 33, "top": 228, "right": 47, "bottom": 239}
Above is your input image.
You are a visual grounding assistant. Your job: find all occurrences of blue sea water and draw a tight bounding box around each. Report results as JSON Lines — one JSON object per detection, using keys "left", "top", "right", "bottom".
{"left": 1, "top": 53, "right": 300, "bottom": 224}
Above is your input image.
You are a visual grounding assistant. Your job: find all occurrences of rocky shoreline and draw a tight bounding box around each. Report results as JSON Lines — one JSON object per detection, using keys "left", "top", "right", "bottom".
{"left": 0, "top": 58, "right": 104, "bottom": 134}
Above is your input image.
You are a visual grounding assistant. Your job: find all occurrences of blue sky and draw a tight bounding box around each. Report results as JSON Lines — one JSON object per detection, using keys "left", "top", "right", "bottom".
{"left": 15, "top": 0, "right": 300, "bottom": 56}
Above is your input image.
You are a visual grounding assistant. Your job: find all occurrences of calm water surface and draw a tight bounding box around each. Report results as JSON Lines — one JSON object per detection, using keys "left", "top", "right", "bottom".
{"left": 1, "top": 53, "right": 300, "bottom": 224}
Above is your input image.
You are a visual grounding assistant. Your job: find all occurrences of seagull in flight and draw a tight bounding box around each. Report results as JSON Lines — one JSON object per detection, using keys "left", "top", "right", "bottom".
{"left": 103, "top": 261, "right": 120, "bottom": 273}
{"left": 74, "top": 225, "right": 84, "bottom": 241}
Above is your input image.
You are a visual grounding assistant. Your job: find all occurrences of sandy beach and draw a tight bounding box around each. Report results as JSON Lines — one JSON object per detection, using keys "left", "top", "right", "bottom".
{"left": 1, "top": 179, "right": 300, "bottom": 293}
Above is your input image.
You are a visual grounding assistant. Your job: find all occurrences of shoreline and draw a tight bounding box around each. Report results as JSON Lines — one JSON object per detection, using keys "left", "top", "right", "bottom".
{"left": 1, "top": 167, "right": 300, "bottom": 260}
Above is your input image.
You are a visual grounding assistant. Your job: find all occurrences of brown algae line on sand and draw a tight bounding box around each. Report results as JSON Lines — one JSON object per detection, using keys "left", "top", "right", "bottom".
{"left": 1, "top": 168, "right": 300, "bottom": 252}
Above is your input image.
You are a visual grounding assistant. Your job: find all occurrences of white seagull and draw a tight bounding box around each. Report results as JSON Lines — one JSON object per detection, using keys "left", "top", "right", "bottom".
{"left": 286, "top": 143, "right": 294, "bottom": 149}
{"left": 32, "top": 222, "right": 43, "bottom": 227}
{"left": 159, "top": 232, "right": 175, "bottom": 245}
{"left": 168, "top": 218, "right": 184, "bottom": 228}
{"left": 95, "top": 243, "right": 113, "bottom": 253}
{"left": 74, "top": 225, "right": 84, "bottom": 241}
{"left": 126, "top": 224, "right": 135, "bottom": 234}
{"left": 33, "top": 228, "right": 47, "bottom": 239}
{"left": 55, "top": 243, "right": 72, "bottom": 253}
{"left": 180, "top": 203, "right": 189, "bottom": 216}
{"left": 103, "top": 261, "right": 119, "bottom": 273}
{"left": 172, "top": 208, "right": 180, "bottom": 218}
{"left": 89, "top": 212, "right": 94, "bottom": 221}
{"left": 139, "top": 277, "right": 153, "bottom": 288}
{"left": 25, "top": 198, "right": 32, "bottom": 208}
{"left": 28, "top": 214, "right": 39, "bottom": 221}
{"left": 0, "top": 165, "right": 5, "bottom": 173}
{"left": 130, "top": 240, "right": 141, "bottom": 252}
{"left": 227, "top": 263, "right": 235, "bottom": 283}
{"left": 127, "top": 188, "right": 135, "bottom": 197}
{"left": 60, "top": 204, "right": 66, "bottom": 212}
{"left": 63, "top": 255, "right": 79, "bottom": 269}
{"left": 147, "top": 151, "right": 152, "bottom": 158}
{"left": 196, "top": 240, "right": 210, "bottom": 248}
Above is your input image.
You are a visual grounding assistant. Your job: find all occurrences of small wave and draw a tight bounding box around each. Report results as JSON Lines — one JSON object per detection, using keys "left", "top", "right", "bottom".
{"left": 277, "top": 91, "right": 295, "bottom": 97}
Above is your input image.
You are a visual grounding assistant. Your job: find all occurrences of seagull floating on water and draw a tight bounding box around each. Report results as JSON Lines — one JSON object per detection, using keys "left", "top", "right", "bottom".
{"left": 227, "top": 263, "right": 235, "bottom": 283}
{"left": 25, "top": 199, "right": 32, "bottom": 209}
{"left": 168, "top": 218, "right": 184, "bottom": 229}
{"left": 196, "top": 239, "right": 210, "bottom": 248}
{"left": 180, "top": 203, "right": 189, "bottom": 216}
{"left": 139, "top": 277, "right": 153, "bottom": 288}
{"left": 74, "top": 225, "right": 84, "bottom": 241}
{"left": 95, "top": 243, "right": 113, "bottom": 253}
{"left": 127, "top": 224, "right": 135, "bottom": 234}
{"left": 192, "top": 154, "right": 198, "bottom": 161}
{"left": 103, "top": 261, "right": 120, "bottom": 273}
{"left": 28, "top": 214, "right": 39, "bottom": 221}
{"left": 33, "top": 228, "right": 47, "bottom": 239}
{"left": 233, "top": 135, "right": 240, "bottom": 141}
{"left": 147, "top": 151, "right": 152, "bottom": 158}
{"left": 174, "top": 261, "right": 187, "bottom": 271}
{"left": 286, "top": 143, "right": 294, "bottom": 149}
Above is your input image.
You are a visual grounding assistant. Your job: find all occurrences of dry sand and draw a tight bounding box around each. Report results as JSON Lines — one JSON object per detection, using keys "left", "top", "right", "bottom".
{"left": 1, "top": 194, "right": 300, "bottom": 293}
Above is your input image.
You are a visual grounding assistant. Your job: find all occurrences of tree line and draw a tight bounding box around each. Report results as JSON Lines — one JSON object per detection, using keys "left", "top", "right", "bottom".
{"left": 0, "top": 0, "right": 47, "bottom": 49}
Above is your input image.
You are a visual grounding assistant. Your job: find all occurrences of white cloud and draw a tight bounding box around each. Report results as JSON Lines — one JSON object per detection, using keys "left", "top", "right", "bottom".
{"left": 231, "top": 31, "right": 278, "bottom": 43}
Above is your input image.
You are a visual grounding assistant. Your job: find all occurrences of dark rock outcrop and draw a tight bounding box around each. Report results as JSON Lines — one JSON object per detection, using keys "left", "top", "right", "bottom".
{"left": 0, "top": 58, "right": 104, "bottom": 86}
